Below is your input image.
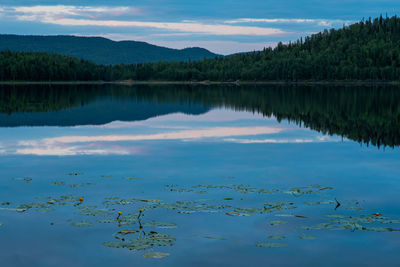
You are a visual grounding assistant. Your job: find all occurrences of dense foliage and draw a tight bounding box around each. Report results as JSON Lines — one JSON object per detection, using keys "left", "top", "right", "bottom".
{"left": 0, "top": 50, "right": 108, "bottom": 81}
{"left": 0, "top": 35, "right": 218, "bottom": 64}
{"left": 133, "top": 15, "right": 400, "bottom": 81}
{"left": 1, "top": 16, "right": 400, "bottom": 81}
{"left": 1, "top": 84, "right": 400, "bottom": 148}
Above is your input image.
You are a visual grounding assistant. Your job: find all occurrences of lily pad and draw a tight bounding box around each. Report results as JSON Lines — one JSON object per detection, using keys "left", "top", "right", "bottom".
{"left": 14, "top": 177, "right": 32, "bottom": 183}
{"left": 75, "top": 209, "right": 113, "bottom": 216}
{"left": 299, "top": 235, "right": 316, "bottom": 240}
{"left": 203, "top": 236, "right": 228, "bottom": 240}
{"left": 104, "top": 242, "right": 125, "bottom": 248}
{"left": 256, "top": 242, "right": 288, "bottom": 248}
{"left": 142, "top": 252, "right": 170, "bottom": 259}
{"left": 69, "top": 184, "right": 84, "bottom": 188}
{"left": 105, "top": 232, "right": 175, "bottom": 251}
{"left": 143, "top": 221, "right": 178, "bottom": 229}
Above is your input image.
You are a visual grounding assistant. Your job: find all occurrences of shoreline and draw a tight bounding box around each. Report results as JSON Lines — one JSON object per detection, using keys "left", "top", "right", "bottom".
{"left": 0, "top": 80, "right": 400, "bottom": 86}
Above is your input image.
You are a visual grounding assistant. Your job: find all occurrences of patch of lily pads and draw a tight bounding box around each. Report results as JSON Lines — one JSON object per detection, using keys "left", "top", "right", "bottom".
{"left": 104, "top": 231, "right": 176, "bottom": 251}
{"left": 2, "top": 179, "right": 400, "bottom": 256}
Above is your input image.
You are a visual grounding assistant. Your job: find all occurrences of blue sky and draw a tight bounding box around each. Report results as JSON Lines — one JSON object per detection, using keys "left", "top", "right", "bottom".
{"left": 0, "top": 0, "right": 399, "bottom": 54}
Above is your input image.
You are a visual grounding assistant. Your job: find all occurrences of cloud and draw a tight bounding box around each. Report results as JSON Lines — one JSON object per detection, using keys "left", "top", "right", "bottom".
{"left": 225, "top": 18, "right": 353, "bottom": 27}
{"left": 16, "top": 146, "right": 129, "bottom": 156}
{"left": 224, "top": 135, "right": 345, "bottom": 144}
{"left": 0, "top": 5, "right": 286, "bottom": 36}
{"left": 32, "top": 18, "right": 285, "bottom": 36}
{"left": 34, "top": 126, "right": 282, "bottom": 144}
{"left": 14, "top": 126, "right": 282, "bottom": 156}
{"left": 223, "top": 138, "right": 314, "bottom": 144}
{"left": 12, "top": 5, "right": 141, "bottom": 19}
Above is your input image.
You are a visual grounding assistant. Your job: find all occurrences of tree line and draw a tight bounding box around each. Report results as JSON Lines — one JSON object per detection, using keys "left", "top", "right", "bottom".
{"left": 1, "top": 15, "right": 400, "bottom": 81}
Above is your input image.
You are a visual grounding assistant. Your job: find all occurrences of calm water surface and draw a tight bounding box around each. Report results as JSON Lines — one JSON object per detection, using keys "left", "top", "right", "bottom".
{"left": 0, "top": 84, "right": 399, "bottom": 266}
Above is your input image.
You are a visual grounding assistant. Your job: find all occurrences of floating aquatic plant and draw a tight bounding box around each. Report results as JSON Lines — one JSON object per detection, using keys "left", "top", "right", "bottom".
{"left": 143, "top": 221, "right": 177, "bottom": 229}
{"left": 104, "top": 231, "right": 176, "bottom": 251}
{"left": 256, "top": 242, "right": 288, "bottom": 248}
{"left": 299, "top": 234, "right": 316, "bottom": 240}
{"left": 203, "top": 236, "right": 228, "bottom": 240}
{"left": 14, "top": 177, "right": 32, "bottom": 183}
{"left": 142, "top": 252, "right": 170, "bottom": 258}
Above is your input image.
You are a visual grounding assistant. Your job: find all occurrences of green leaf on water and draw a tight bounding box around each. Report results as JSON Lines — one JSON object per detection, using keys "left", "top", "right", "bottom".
{"left": 104, "top": 242, "right": 125, "bottom": 248}
{"left": 203, "top": 236, "right": 228, "bottom": 240}
{"left": 142, "top": 252, "right": 170, "bottom": 259}
{"left": 143, "top": 221, "right": 178, "bottom": 229}
{"left": 69, "top": 184, "right": 84, "bottom": 188}
{"left": 14, "top": 177, "right": 32, "bottom": 183}
{"left": 299, "top": 235, "right": 316, "bottom": 240}
{"left": 256, "top": 242, "right": 288, "bottom": 248}
{"left": 77, "top": 205, "right": 98, "bottom": 210}
{"left": 75, "top": 209, "right": 113, "bottom": 216}
{"left": 106, "top": 232, "right": 176, "bottom": 251}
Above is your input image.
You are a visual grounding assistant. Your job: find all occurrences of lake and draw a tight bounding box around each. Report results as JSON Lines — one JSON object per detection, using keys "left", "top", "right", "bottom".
{"left": 0, "top": 84, "right": 400, "bottom": 266}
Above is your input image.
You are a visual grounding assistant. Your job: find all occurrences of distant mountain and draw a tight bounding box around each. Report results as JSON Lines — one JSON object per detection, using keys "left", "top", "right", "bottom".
{"left": 0, "top": 35, "right": 219, "bottom": 64}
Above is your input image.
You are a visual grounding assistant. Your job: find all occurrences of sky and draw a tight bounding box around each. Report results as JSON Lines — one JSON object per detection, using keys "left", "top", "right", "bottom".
{"left": 0, "top": 1, "right": 399, "bottom": 54}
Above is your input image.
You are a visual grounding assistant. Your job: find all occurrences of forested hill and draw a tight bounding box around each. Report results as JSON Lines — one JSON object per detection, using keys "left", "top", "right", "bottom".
{"left": 1, "top": 15, "right": 400, "bottom": 81}
{"left": 0, "top": 35, "right": 219, "bottom": 64}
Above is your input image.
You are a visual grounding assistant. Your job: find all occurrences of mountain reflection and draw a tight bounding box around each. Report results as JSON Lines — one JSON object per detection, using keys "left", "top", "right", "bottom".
{"left": 0, "top": 84, "right": 399, "bottom": 148}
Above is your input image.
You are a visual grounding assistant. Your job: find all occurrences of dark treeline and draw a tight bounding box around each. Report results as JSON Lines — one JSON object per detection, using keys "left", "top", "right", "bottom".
{"left": 1, "top": 15, "right": 400, "bottom": 81}
{"left": 0, "top": 51, "right": 115, "bottom": 81}
{"left": 1, "top": 84, "right": 400, "bottom": 148}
